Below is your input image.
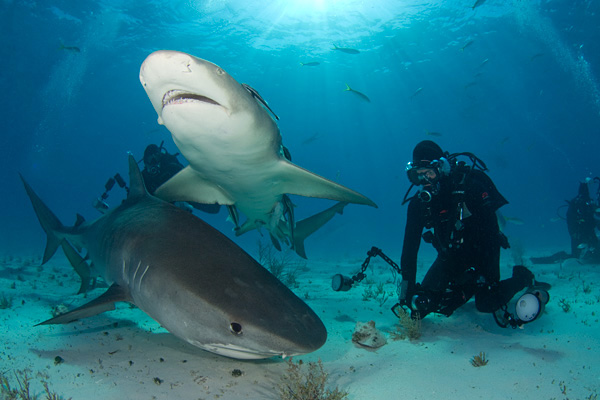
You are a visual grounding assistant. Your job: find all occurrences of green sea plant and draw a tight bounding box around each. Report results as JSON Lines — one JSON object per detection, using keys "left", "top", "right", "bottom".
{"left": 361, "top": 282, "right": 391, "bottom": 306}
{"left": 278, "top": 358, "right": 349, "bottom": 400}
{"left": 257, "top": 241, "right": 306, "bottom": 288}
{"left": 390, "top": 307, "right": 421, "bottom": 341}
{"left": 470, "top": 352, "right": 489, "bottom": 367}
{"left": 0, "top": 293, "right": 12, "bottom": 309}
{"left": 558, "top": 298, "right": 571, "bottom": 312}
{"left": 0, "top": 369, "right": 71, "bottom": 400}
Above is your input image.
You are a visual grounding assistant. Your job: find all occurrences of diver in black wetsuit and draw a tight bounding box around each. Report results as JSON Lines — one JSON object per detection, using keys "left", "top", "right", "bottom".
{"left": 566, "top": 180, "right": 599, "bottom": 259}
{"left": 94, "top": 143, "right": 221, "bottom": 214}
{"left": 398, "top": 140, "right": 549, "bottom": 328}
{"left": 531, "top": 178, "right": 600, "bottom": 264}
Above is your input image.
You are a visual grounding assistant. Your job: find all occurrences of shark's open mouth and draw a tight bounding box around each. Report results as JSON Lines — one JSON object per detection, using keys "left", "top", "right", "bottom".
{"left": 162, "top": 90, "right": 220, "bottom": 109}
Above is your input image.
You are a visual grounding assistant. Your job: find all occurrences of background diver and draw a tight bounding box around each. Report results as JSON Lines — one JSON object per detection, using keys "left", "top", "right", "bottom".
{"left": 531, "top": 177, "right": 600, "bottom": 264}
{"left": 398, "top": 140, "right": 550, "bottom": 328}
{"left": 94, "top": 142, "right": 221, "bottom": 214}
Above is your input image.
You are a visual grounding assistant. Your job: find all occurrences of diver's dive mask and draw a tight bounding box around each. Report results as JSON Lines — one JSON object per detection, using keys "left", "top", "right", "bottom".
{"left": 406, "top": 157, "right": 451, "bottom": 186}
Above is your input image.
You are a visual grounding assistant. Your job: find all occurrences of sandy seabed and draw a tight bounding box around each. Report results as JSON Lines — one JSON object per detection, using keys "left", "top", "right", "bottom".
{"left": 0, "top": 249, "right": 598, "bottom": 400}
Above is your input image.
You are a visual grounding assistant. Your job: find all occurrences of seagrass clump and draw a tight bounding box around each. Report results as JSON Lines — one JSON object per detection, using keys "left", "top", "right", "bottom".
{"left": 278, "top": 358, "right": 349, "bottom": 400}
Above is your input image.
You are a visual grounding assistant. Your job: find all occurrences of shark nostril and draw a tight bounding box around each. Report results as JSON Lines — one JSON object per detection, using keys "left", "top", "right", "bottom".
{"left": 230, "top": 322, "right": 243, "bottom": 335}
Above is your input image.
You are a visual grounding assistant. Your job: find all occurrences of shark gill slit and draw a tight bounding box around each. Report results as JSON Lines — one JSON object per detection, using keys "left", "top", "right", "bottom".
{"left": 132, "top": 260, "right": 142, "bottom": 282}
{"left": 138, "top": 265, "right": 150, "bottom": 291}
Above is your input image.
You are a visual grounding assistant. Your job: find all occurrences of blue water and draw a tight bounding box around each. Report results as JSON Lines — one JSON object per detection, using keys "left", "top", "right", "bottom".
{"left": 2, "top": 0, "right": 600, "bottom": 259}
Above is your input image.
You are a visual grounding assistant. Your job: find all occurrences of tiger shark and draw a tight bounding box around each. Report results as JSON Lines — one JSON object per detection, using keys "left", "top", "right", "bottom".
{"left": 21, "top": 155, "right": 327, "bottom": 360}
{"left": 139, "top": 50, "right": 377, "bottom": 255}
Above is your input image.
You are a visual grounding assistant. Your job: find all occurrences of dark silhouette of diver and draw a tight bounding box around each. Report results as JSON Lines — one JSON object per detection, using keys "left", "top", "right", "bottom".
{"left": 94, "top": 142, "right": 220, "bottom": 214}
{"left": 398, "top": 140, "right": 549, "bottom": 328}
{"left": 531, "top": 178, "right": 600, "bottom": 264}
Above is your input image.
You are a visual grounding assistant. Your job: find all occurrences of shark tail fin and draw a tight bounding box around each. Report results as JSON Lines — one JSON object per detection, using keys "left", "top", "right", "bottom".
{"left": 20, "top": 174, "right": 65, "bottom": 264}
{"left": 126, "top": 153, "right": 148, "bottom": 201}
{"left": 60, "top": 240, "right": 92, "bottom": 294}
{"left": 293, "top": 202, "right": 348, "bottom": 259}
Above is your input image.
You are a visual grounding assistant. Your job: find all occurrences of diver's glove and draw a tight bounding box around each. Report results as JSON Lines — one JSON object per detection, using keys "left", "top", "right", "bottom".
{"left": 399, "top": 280, "right": 416, "bottom": 306}
{"left": 400, "top": 281, "right": 435, "bottom": 318}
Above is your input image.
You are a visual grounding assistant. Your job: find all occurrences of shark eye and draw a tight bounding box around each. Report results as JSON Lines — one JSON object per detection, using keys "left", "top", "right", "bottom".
{"left": 230, "top": 322, "right": 243, "bottom": 335}
{"left": 216, "top": 67, "right": 225, "bottom": 76}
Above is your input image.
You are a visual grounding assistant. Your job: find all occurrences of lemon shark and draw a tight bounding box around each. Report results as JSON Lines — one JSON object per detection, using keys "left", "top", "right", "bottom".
{"left": 139, "top": 50, "right": 377, "bottom": 255}
{"left": 21, "top": 155, "right": 327, "bottom": 360}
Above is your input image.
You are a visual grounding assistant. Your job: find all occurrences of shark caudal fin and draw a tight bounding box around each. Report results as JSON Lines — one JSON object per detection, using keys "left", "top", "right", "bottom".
{"left": 293, "top": 202, "right": 348, "bottom": 259}
{"left": 20, "top": 175, "right": 66, "bottom": 264}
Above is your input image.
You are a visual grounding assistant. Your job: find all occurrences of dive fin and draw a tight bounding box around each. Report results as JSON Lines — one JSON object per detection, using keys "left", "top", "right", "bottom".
{"left": 276, "top": 161, "right": 377, "bottom": 208}
{"left": 36, "top": 284, "right": 131, "bottom": 326}
{"left": 155, "top": 166, "right": 235, "bottom": 205}
{"left": 60, "top": 240, "right": 92, "bottom": 294}
{"left": 19, "top": 174, "right": 65, "bottom": 264}
{"left": 293, "top": 202, "right": 348, "bottom": 259}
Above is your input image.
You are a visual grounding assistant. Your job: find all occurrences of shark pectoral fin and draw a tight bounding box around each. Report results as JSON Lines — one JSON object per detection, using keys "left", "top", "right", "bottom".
{"left": 154, "top": 166, "right": 235, "bottom": 205}
{"left": 293, "top": 202, "right": 348, "bottom": 259}
{"left": 60, "top": 240, "right": 91, "bottom": 294}
{"left": 276, "top": 161, "right": 377, "bottom": 208}
{"left": 36, "top": 284, "right": 131, "bottom": 326}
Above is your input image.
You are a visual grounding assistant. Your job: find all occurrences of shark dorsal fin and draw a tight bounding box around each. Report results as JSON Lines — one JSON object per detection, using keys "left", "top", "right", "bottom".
{"left": 127, "top": 154, "right": 148, "bottom": 200}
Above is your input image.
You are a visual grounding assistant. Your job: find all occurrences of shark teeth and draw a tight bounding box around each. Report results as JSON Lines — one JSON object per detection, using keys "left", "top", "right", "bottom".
{"left": 162, "top": 90, "right": 220, "bottom": 108}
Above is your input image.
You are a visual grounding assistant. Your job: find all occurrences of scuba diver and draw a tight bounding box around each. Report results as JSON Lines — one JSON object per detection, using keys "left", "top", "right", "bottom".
{"left": 398, "top": 140, "right": 550, "bottom": 328}
{"left": 93, "top": 142, "right": 221, "bottom": 214}
{"left": 531, "top": 177, "right": 600, "bottom": 264}
{"left": 567, "top": 178, "right": 600, "bottom": 259}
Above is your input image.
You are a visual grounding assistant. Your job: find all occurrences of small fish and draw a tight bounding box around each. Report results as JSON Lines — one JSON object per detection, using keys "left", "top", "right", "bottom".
{"left": 471, "top": 0, "right": 486, "bottom": 10}
{"left": 59, "top": 44, "right": 80, "bottom": 53}
{"left": 302, "top": 132, "right": 321, "bottom": 145}
{"left": 500, "top": 136, "right": 510, "bottom": 145}
{"left": 332, "top": 44, "right": 360, "bottom": 54}
{"left": 425, "top": 131, "right": 442, "bottom": 137}
{"left": 410, "top": 87, "right": 423, "bottom": 99}
{"left": 464, "top": 81, "right": 478, "bottom": 90}
{"left": 300, "top": 62, "right": 320, "bottom": 67}
{"left": 550, "top": 216, "right": 562, "bottom": 222}
{"left": 504, "top": 216, "right": 524, "bottom": 225}
{"left": 344, "top": 84, "right": 370, "bottom": 102}
{"left": 577, "top": 243, "right": 588, "bottom": 250}
{"left": 461, "top": 41, "right": 474, "bottom": 51}
{"left": 478, "top": 58, "right": 489, "bottom": 68}
{"left": 530, "top": 53, "right": 544, "bottom": 61}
